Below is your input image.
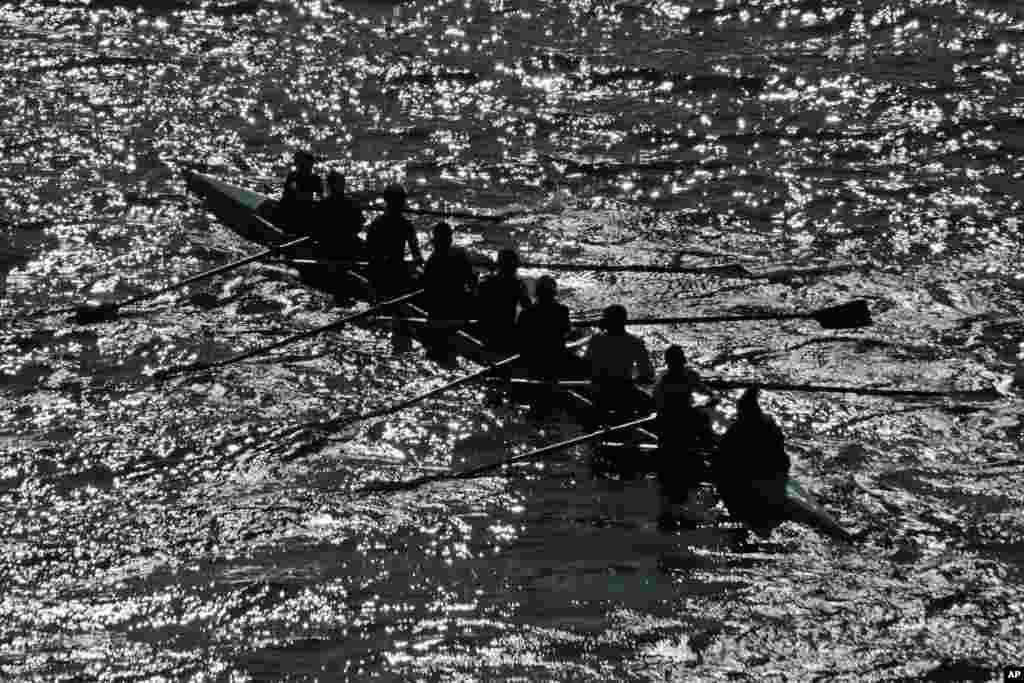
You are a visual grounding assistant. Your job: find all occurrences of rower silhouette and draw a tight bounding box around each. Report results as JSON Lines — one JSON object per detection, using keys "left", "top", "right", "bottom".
{"left": 318, "top": 169, "right": 365, "bottom": 260}
{"left": 420, "top": 222, "right": 477, "bottom": 363}
{"left": 713, "top": 387, "right": 791, "bottom": 536}
{"left": 653, "top": 345, "right": 716, "bottom": 531}
{"left": 584, "top": 304, "right": 654, "bottom": 423}
{"left": 515, "top": 275, "right": 573, "bottom": 416}
{"left": 476, "top": 248, "right": 531, "bottom": 354}
{"left": 365, "top": 184, "right": 423, "bottom": 297}
{"left": 279, "top": 150, "right": 322, "bottom": 234}
{"left": 516, "top": 275, "right": 572, "bottom": 381}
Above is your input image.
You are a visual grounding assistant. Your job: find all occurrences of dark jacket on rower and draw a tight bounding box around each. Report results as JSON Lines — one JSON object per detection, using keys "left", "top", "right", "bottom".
{"left": 282, "top": 168, "right": 322, "bottom": 205}
{"left": 584, "top": 305, "right": 655, "bottom": 420}
{"left": 279, "top": 152, "right": 322, "bottom": 234}
{"left": 476, "top": 249, "right": 530, "bottom": 351}
{"left": 317, "top": 171, "right": 364, "bottom": 258}
{"left": 420, "top": 223, "right": 476, "bottom": 319}
{"left": 365, "top": 185, "right": 422, "bottom": 294}
{"left": 655, "top": 372, "right": 713, "bottom": 449}
{"left": 654, "top": 347, "right": 715, "bottom": 502}
{"left": 516, "top": 275, "right": 571, "bottom": 380}
{"left": 714, "top": 387, "right": 790, "bottom": 535}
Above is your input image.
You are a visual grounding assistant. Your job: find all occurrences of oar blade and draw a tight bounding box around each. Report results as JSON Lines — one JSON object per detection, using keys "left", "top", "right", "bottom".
{"left": 813, "top": 299, "right": 872, "bottom": 329}
{"left": 73, "top": 302, "right": 120, "bottom": 324}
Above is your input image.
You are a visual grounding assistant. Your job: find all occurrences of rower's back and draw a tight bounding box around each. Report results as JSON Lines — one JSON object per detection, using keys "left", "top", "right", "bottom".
{"left": 715, "top": 387, "right": 790, "bottom": 535}
{"left": 654, "top": 346, "right": 713, "bottom": 451}
{"left": 280, "top": 151, "right": 322, "bottom": 233}
{"left": 585, "top": 305, "right": 654, "bottom": 386}
{"left": 516, "top": 275, "right": 570, "bottom": 379}
{"left": 366, "top": 185, "right": 421, "bottom": 294}
{"left": 318, "top": 170, "right": 364, "bottom": 258}
{"left": 477, "top": 249, "right": 530, "bottom": 351}
{"left": 420, "top": 222, "right": 476, "bottom": 319}
{"left": 584, "top": 305, "right": 655, "bottom": 421}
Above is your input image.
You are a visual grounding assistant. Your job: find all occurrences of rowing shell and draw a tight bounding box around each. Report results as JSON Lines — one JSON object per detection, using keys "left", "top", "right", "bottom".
{"left": 184, "top": 171, "right": 854, "bottom": 542}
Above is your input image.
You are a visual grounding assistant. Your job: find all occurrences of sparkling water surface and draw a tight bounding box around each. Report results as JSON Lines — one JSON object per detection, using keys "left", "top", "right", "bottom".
{"left": 1, "top": 0, "right": 1023, "bottom": 680}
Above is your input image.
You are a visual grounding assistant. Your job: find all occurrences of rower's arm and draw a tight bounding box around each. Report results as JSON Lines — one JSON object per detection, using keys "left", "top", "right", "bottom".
{"left": 558, "top": 309, "right": 572, "bottom": 341}
{"left": 652, "top": 378, "right": 666, "bottom": 411}
{"left": 406, "top": 223, "right": 424, "bottom": 264}
{"left": 517, "top": 281, "right": 531, "bottom": 310}
{"left": 636, "top": 341, "right": 656, "bottom": 384}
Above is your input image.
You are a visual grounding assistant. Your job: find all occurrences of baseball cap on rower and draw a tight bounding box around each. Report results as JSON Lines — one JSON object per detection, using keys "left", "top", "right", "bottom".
{"left": 599, "top": 304, "right": 627, "bottom": 330}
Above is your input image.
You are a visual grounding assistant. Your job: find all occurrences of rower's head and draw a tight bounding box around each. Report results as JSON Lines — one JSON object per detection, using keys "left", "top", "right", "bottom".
{"left": 665, "top": 344, "right": 686, "bottom": 371}
{"left": 496, "top": 248, "right": 519, "bottom": 276}
{"left": 382, "top": 184, "right": 407, "bottom": 211}
{"left": 326, "top": 170, "right": 345, "bottom": 196}
{"left": 431, "top": 222, "right": 453, "bottom": 251}
{"left": 294, "top": 150, "right": 315, "bottom": 172}
{"left": 535, "top": 275, "right": 557, "bottom": 303}
{"left": 737, "top": 387, "right": 761, "bottom": 419}
{"left": 599, "top": 304, "right": 628, "bottom": 333}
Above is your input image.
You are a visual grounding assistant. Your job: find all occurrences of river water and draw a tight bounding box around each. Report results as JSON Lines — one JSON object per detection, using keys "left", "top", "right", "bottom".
{"left": 2, "top": 0, "right": 1023, "bottom": 680}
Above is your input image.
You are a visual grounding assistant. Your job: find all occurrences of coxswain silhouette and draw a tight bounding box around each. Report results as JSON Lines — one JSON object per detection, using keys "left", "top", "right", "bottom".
{"left": 713, "top": 387, "right": 791, "bottom": 537}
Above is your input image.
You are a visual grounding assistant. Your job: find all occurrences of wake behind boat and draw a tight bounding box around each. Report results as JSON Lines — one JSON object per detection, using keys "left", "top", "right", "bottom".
{"left": 183, "top": 170, "right": 856, "bottom": 544}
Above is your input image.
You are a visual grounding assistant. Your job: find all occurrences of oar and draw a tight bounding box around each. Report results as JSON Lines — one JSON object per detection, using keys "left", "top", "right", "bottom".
{"left": 70, "top": 236, "right": 312, "bottom": 324}
{"left": 505, "top": 376, "right": 1002, "bottom": 402}
{"left": 356, "top": 199, "right": 516, "bottom": 222}
{"left": 370, "top": 315, "right": 476, "bottom": 329}
{"left": 357, "top": 413, "right": 656, "bottom": 494}
{"left": 307, "top": 335, "right": 592, "bottom": 435}
{"left": 153, "top": 287, "right": 425, "bottom": 380}
{"left": 314, "top": 353, "right": 525, "bottom": 434}
{"left": 704, "top": 379, "right": 1004, "bottom": 402}
{"left": 571, "top": 300, "right": 872, "bottom": 330}
{"left": 520, "top": 261, "right": 753, "bottom": 277}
